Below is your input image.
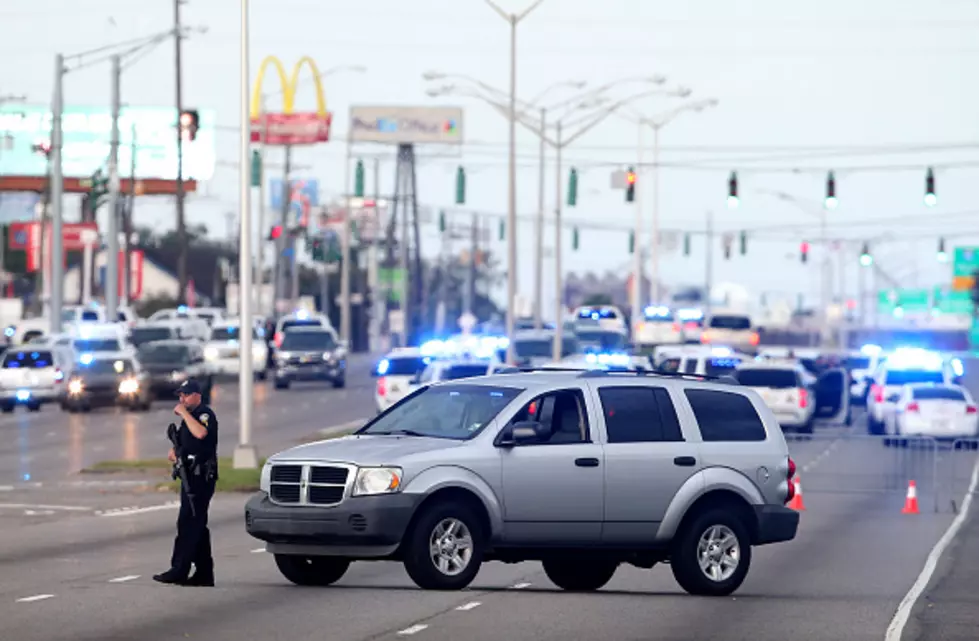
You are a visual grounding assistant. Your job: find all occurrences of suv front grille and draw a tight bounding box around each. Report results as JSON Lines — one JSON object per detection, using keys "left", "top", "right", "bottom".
{"left": 268, "top": 464, "right": 351, "bottom": 507}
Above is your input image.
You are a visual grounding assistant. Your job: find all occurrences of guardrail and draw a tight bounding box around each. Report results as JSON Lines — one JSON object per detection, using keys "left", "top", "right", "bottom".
{"left": 943, "top": 437, "right": 979, "bottom": 514}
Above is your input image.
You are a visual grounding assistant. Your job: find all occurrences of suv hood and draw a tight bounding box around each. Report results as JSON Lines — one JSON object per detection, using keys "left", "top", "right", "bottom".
{"left": 269, "top": 434, "right": 466, "bottom": 467}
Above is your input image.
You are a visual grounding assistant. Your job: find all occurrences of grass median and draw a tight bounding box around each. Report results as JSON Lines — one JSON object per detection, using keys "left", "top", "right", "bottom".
{"left": 83, "top": 428, "right": 357, "bottom": 493}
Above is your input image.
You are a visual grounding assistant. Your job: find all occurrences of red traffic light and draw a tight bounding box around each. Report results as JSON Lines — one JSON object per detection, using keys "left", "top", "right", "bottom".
{"left": 626, "top": 171, "right": 636, "bottom": 185}
{"left": 269, "top": 225, "right": 283, "bottom": 240}
{"left": 800, "top": 241, "right": 810, "bottom": 253}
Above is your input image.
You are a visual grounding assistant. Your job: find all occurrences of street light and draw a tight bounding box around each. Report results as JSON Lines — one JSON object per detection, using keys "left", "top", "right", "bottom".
{"left": 621, "top": 97, "right": 718, "bottom": 307}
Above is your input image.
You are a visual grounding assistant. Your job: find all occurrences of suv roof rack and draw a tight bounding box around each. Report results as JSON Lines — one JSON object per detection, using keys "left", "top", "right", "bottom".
{"left": 576, "top": 369, "right": 741, "bottom": 385}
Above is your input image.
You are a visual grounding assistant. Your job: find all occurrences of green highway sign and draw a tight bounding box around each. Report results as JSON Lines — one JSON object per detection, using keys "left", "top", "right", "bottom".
{"left": 953, "top": 246, "right": 979, "bottom": 291}
{"left": 877, "top": 288, "right": 973, "bottom": 315}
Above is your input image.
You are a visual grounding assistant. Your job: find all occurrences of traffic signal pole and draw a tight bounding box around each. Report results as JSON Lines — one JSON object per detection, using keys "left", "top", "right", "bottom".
{"left": 255, "top": 97, "right": 267, "bottom": 316}
{"left": 340, "top": 132, "right": 353, "bottom": 342}
{"left": 631, "top": 121, "right": 644, "bottom": 327}
{"left": 551, "top": 119, "right": 563, "bottom": 361}
{"left": 49, "top": 54, "right": 65, "bottom": 334}
{"left": 173, "top": 0, "right": 189, "bottom": 304}
{"left": 105, "top": 54, "right": 122, "bottom": 321}
{"left": 533, "top": 106, "right": 546, "bottom": 330}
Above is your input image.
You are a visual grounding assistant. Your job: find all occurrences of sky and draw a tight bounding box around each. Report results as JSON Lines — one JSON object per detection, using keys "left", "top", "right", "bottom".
{"left": 1, "top": 0, "right": 978, "bottom": 320}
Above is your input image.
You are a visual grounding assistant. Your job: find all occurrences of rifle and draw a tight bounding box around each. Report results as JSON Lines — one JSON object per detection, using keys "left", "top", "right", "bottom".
{"left": 166, "top": 423, "right": 196, "bottom": 517}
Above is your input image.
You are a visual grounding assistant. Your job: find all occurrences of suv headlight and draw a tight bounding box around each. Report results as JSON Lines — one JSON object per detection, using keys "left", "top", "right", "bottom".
{"left": 68, "top": 379, "right": 84, "bottom": 395}
{"left": 260, "top": 460, "right": 272, "bottom": 493}
{"left": 118, "top": 378, "right": 139, "bottom": 394}
{"left": 352, "top": 467, "right": 403, "bottom": 496}
{"left": 204, "top": 346, "right": 219, "bottom": 361}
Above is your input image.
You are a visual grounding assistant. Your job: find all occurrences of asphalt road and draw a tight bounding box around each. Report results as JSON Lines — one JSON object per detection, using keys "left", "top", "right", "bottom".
{"left": 0, "top": 356, "right": 977, "bottom": 640}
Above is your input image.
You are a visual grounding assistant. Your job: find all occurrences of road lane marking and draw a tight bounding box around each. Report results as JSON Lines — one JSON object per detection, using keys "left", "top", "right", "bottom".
{"left": 885, "top": 452, "right": 979, "bottom": 641}
{"left": 108, "top": 575, "right": 140, "bottom": 583}
{"left": 0, "top": 485, "right": 12, "bottom": 492}
{"left": 16, "top": 594, "right": 54, "bottom": 603}
{"left": 510, "top": 582, "right": 531, "bottom": 589}
{"left": 97, "top": 501, "right": 179, "bottom": 517}
{"left": 397, "top": 624, "right": 429, "bottom": 635}
{"left": 455, "top": 601, "right": 481, "bottom": 611}
{"left": 0, "top": 503, "right": 91, "bottom": 511}
{"left": 800, "top": 437, "right": 841, "bottom": 473}
{"left": 24, "top": 510, "right": 54, "bottom": 516}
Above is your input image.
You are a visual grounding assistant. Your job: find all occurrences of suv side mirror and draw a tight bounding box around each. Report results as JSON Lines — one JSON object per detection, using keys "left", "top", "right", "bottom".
{"left": 498, "top": 420, "right": 545, "bottom": 447}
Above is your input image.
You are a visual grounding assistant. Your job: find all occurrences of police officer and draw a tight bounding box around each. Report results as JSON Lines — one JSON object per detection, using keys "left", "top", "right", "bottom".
{"left": 153, "top": 378, "right": 219, "bottom": 586}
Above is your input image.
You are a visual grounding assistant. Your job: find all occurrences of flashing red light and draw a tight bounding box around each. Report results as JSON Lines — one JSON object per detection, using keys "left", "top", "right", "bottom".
{"left": 626, "top": 171, "right": 636, "bottom": 185}
{"left": 967, "top": 405, "right": 977, "bottom": 414}
{"left": 270, "top": 225, "right": 283, "bottom": 240}
{"left": 798, "top": 388, "right": 808, "bottom": 409}
{"left": 906, "top": 402, "right": 920, "bottom": 413}
{"left": 801, "top": 241, "right": 810, "bottom": 253}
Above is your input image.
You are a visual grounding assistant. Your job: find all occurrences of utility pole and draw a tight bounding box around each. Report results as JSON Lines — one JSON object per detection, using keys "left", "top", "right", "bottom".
{"left": 123, "top": 123, "right": 137, "bottom": 306}
{"left": 49, "top": 54, "right": 65, "bottom": 334}
{"left": 533, "top": 106, "right": 546, "bottom": 329}
{"left": 463, "top": 214, "right": 475, "bottom": 316}
{"left": 631, "top": 120, "right": 644, "bottom": 330}
{"left": 255, "top": 97, "right": 267, "bottom": 317}
{"left": 173, "top": 0, "right": 189, "bottom": 303}
{"left": 368, "top": 157, "right": 381, "bottom": 349}
{"left": 650, "top": 124, "right": 661, "bottom": 303}
{"left": 106, "top": 54, "right": 121, "bottom": 321}
{"left": 704, "top": 211, "right": 714, "bottom": 318}
{"left": 340, "top": 134, "right": 352, "bottom": 342}
{"left": 277, "top": 146, "right": 293, "bottom": 310}
{"left": 551, "top": 119, "right": 564, "bottom": 361}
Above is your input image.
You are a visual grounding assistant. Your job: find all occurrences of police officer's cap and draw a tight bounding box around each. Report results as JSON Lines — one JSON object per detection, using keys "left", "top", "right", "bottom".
{"left": 176, "top": 379, "right": 203, "bottom": 396}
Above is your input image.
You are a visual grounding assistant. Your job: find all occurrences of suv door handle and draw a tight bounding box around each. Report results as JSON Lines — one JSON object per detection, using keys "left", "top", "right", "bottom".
{"left": 673, "top": 456, "right": 697, "bottom": 467}
{"left": 575, "top": 457, "right": 600, "bottom": 467}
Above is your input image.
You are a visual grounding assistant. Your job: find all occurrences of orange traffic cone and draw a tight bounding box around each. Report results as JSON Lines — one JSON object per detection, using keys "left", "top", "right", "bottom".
{"left": 788, "top": 477, "right": 806, "bottom": 511}
{"left": 902, "top": 480, "right": 920, "bottom": 514}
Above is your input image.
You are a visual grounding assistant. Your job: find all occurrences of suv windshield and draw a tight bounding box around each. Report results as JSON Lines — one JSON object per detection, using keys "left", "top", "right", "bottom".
{"left": 913, "top": 386, "right": 965, "bottom": 401}
{"left": 281, "top": 331, "right": 336, "bottom": 351}
{"left": 361, "top": 384, "right": 520, "bottom": 439}
{"left": 139, "top": 344, "right": 190, "bottom": 364}
{"left": 445, "top": 363, "right": 490, "bottom": 380}
{"left": 736, "top": 368, "right": 798, "bottom": 389}
{"left": 130, "top": 327, "right": 174, "bottom": 346}
{"left": 74, "top": 338, "right": 121, "bottom": 352}
{"left": 575, "top": 330, "right": 626, "bottom": 351}
{"left": 211, "top": 326, "right": 257, "bottom": 341}
{"left": 709, "top": 315, "right": 751, "bottom": 331}
{"left": 84, "top": 359, "right": 134, "bottom": 375}
{"left": 885, "top": 369, "right": 945, "bottom": 385}
{"left": 2, "top": 350, "right": 55, "bottom": 368}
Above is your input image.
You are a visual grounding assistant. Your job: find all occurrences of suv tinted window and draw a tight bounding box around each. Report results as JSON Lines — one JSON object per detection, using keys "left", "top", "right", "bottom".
{"left": 685, "top": 389, "right": 766, "bottom": 441}
{"left": 130, "top": 327, "right": 174, "bottom": 345}
{"left": 598, "top": 387, "right": 683, "bottom": 443}
{"left": 81, "top": 310, "right": 100, "bottom": 321}
{"left": 709, "top": 315, "right": 751, "bottom": 330}
{"left": 735, "top": 368, "right": 798, "bottom": 389}
{"left": 74, "top": 338, "right": 121, "bottom": 352}
{"left": 281, "top": 331, "right": 336, "bottom": 351}
{"left": 282, "top": 319, "right": 321, "bottom": 331}
{"left": 445, "top": 364, "right": 490, "bottom": 380}
{"left": 912, "top": 386, "right": 966, "bottom": 401}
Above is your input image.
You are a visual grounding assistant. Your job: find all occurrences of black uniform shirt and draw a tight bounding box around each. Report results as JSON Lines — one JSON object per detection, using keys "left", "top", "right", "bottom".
{"left": 179, "top": 403, "right": 218, "bottom": 460}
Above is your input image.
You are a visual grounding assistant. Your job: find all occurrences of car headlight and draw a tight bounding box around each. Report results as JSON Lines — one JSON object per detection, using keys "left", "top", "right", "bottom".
{"left": 260, "top": 460, "right": 272, "bottom": 493}
{"left": 170, "top": 370, "right": 187, "bottom": 381}
{"left": 204, "top": 346, "right": 219, "bottom": 361}
{"left": 322, "top": 351, "right": 334, "bottom": 362}
{"left": 68, "top": 379, "right": 84, "bottom": 395}
{"left": 352, "top": 467, "right": 403, "bottom": 496}
{"left": 118, "top": 378, "right": 139, "bottom": 394}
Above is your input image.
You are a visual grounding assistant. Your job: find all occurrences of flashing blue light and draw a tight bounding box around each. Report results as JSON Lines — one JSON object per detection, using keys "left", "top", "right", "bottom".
{"left": 4, "top": 327, "right": 13, "bottom": 338}
{"left": 376, "top": 359, "right": 391, "bottom": 376}
{"left": 420, "top": 340, "right": 445, "bottom": 357}
{"left": 860, "top": 344, "right": 882, "bottom": 356}
{"left": 585, "top": 352, "right": 631, "bottom": 367}
{"left": 578, "top": 307, "right": 593, "bottom": 318}
{"left": 644, "top": 305, "right": 670, "bottom": 319}
{"left": 295, "top": 309, "right": 309, "bottom": 320}
{"left": 79, "top": 353, "right": 94, "bottom": 365}
{"left": 889, "top": 347, "right": 943, "bottom": 370}
{"left": 952, "top": 358, "right": 964, "bottom": 377}
{"left": 15, "top": 390, "right": 30, "bottom": 401}
{"left": 177, "top": 305, "right": 188, "bottom": 313}
{"left": 677, "top": 308, "right": 704, "bottom": 321}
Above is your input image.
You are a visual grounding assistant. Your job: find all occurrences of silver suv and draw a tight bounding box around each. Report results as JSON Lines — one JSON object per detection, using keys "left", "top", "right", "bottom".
{"left": 245, "top": 370, "right": 800, "bottom": 596}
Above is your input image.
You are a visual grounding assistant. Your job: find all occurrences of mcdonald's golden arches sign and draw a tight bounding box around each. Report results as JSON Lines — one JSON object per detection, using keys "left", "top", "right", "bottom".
{"left": 250, "top": 56, "right": 332, "bottom": 145}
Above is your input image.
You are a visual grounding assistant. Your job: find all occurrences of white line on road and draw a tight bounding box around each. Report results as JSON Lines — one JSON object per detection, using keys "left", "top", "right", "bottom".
{"left": 16, "top": 594, "right": 54, "bottom": 603}
{"left": 800, "top": 438, "right": 842, "bottom": 474}
{"left": 0, "top": 485, "right": 12, "bottom": 492}
{"left": 455, "top": 601, "right": 481, "bottom": 611}
{"left": 97, "top": 502, "right": 179, "bottom": 517}
{"left": 510, "top": 582, "right": 532, "bottom": 589}
{"left": 885, "top": 452, "right": 979, "bottom": 641}
{"left": 0, "top": 504, "right": 92, "bottom": 511}
{"left": 397, "top": 624, "right": 429, "bottom": 635}
{"left": 108, "top": 575, "right": 140, "bottom": 583}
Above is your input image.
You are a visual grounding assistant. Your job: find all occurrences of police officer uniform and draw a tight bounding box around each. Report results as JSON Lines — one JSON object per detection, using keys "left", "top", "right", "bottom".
{"left": 154, "top": 379, "right": 219, "bottom": 586}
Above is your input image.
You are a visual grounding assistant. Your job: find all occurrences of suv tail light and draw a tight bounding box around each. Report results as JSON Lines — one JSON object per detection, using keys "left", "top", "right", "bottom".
{"left": 871, "top": 384, "right": 884, "bottom": 404}
{"left": 672, "top": 322, "right": 681, "bottom": 332}
{"left": 967, "top": 405, "right": 977, "bottom": 414}
{"left": 54, "top": 368, "right": 64, "bottom": 383}
{"left": 785, "top": 457, "right": 797, "bottom": 503}
{"left": 798, "top": 388, "right": 808, "bottom": 409}
{"left": 906, "top": 402, "right": 920, "bottom": 412}
{"left": 274, "top": 332, "right": 284, "bottom": 348}
{"left": 749, "top": 332, "right": 760, "bottom": 346}
{"left": 376, "top": 377, "right": 386, "bottom": 397}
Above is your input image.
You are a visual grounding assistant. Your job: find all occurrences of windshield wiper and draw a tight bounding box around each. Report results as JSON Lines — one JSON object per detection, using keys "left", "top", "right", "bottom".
{"left": 370, "top": 429, "right": 428, "bottom": 437}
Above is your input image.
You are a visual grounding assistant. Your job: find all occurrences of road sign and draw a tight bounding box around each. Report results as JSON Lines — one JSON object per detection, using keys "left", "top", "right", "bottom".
{"left": 877, "top": 288, "right": 973, "bottom": 315}
{"left": 952, "top": 246, "right": 979, "bottom": 291}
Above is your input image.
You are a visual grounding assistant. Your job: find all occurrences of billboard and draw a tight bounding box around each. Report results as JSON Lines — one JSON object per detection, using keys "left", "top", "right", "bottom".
{"left": 250, "top": 56, "right": 332, "bottom": 145}
{"left": 349, "top": 106, "right": 462, "bottom": 144}
{"left": 269, "top": 178, "right": 319, "bottom": 226}
{"left": 0, "top": 105, "right": 216, "bottom": 180}
{"left": 0, "top": 193, "right": 39, "bottom": 223}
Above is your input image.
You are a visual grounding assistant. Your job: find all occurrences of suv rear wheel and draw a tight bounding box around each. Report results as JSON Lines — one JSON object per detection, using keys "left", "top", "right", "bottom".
{"left": 671, "top": 508, "right": 752, "bottom": 597}
{"left": 402, "top": 500, "right": 484, "bottom": 590}
{"left": 542, "top": 559, "right": 618, "bottom": 591}
{"left": 273, "top": 554, "right": 350, "bottom": 586}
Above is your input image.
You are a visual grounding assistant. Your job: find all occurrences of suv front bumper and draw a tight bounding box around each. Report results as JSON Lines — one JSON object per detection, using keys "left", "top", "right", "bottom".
{"left": 753, "top": 504, "right": 800, "bottom": 545}
{"left": 245, "top": 491, "right": 421, "bottom": 557}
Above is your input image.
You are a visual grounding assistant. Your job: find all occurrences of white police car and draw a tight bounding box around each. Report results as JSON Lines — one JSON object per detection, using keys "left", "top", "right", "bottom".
{"left": 866, "top": 348, "right": 961, "bottom": 434}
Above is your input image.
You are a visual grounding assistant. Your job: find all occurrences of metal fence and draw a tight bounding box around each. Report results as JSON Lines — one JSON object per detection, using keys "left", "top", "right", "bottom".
{"left": 782, "top": 433, "right": 979, "bottom": 513}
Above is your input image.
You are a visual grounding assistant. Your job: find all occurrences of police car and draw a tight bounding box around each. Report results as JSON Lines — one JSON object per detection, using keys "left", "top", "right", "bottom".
{"left": 866, "top": 348, "right": 961, "bottom": 435}
{"left": 204, "top": 320, "right": 269, "bottom": 379}
{"left": 657, "top": 345, "right": 747, "bottom": 378}
{"left": 845, "top": 344, "right": 885, "bottom": 404}
{"left": 633, "top": 305, "right": 683, "bottom": 349}
{"left": 373, "top": 348, "right": 432, "bottom": 413}
{"left": 572, "top": 305, "right": 627, "bottom": 332}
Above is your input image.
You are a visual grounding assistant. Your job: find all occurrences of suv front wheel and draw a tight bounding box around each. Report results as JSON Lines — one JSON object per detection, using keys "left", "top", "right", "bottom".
{"left": 402, "top": 501, "right": 484, "bottom": 590}
{"left": 671, "top": 508, "right": 752, "bottom": 597}
{"left": 542, "top": 559, "right": 618, "bottom": 591}
{"left": 273, "top": 554, "right": 350, "bottom": 586}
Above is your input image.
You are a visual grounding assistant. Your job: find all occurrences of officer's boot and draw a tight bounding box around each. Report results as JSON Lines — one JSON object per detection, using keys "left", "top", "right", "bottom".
{"left": 186, "top": 568, "right": 214, "bottom": 587}
{"left": 152, "top": 568, "right": 189, "bottom": 585}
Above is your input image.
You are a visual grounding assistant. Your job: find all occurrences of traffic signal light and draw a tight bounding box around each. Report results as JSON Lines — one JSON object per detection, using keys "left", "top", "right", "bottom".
{"left": 739, "top": 230, "right": 747, "bottom": 255}
{"left": 938, "top": 237, "right": 948, "bottom": 262}
{"left": 80, "top": 170, "right": 109, "bottom": 215}
{"left": 567, "top": 167, "right": 578, "bottom": 207}
{"left": 683, "top": 233, "right": 691, "bottom": 256}
{"left": 800, "top": 241, "right": 809, "bottom": 263}
{"left": 31, "top": 139, "right": 51, "bottom": 156}
{"left": 628, "top": 230, "right": 635, "bottom": 254}
{"left": 179, "top": 109, "right": 200, "bottom": 142}
{"left": 455, "top": 166, "right": 466, "bottom": 205}
{"left": 310, "top": 238, "right": 324, "bottom": 262}
{"left": 625, "top": 167, "right": 636, "bottom": 202}
{"left": 572, "top": 227, "right": 579, "bottom": 250}
{"left": 438, "top": 210, "right": 446, "bottom": 233}
{"left": 925, "top": 167, "right": 936, "bottom": 207}
{"left": 723, "top": 235, "right": 732, "bottom": 260}
{"left": 269, "top": 225, "right": 283, "bottom": 241}
{"left": 727, "top": 171, "right": 739, "bottom": 208}
{"left": 825, "top": 171, "right": 837, "bottom": 209}
{"left": 250, "top": 150, "right": 261, "bottom": 188}
{"left": 354, "top": 159, "right": 365, "bottom": 198}
{"left": 859, "top": 242, "right": 872, "bottom": 267}
{"left": 498, "top": 219, "right": 504, "bottom": 241}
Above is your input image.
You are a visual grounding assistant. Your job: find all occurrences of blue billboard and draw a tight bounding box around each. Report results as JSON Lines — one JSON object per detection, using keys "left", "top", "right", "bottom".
{"left": 269, "top": 178, "right": 319, "bottom": 226}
